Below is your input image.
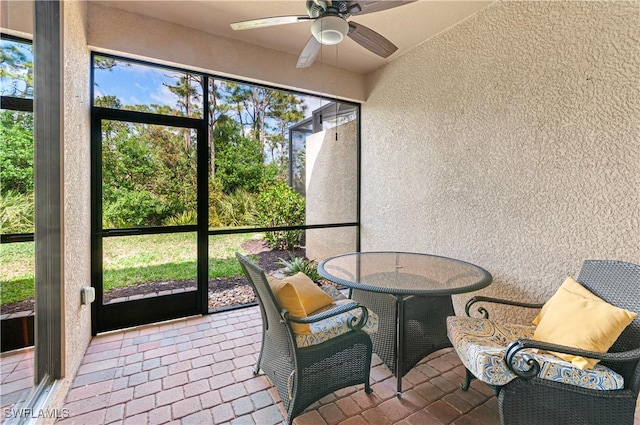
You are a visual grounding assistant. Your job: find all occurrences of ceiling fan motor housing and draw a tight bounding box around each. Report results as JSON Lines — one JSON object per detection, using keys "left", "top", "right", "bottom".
{"left": 311, "top": 16, "right": 349, "bottom": 45}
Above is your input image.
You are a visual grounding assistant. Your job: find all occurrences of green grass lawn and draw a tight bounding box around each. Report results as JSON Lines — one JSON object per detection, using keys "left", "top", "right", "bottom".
{"left": 0, "top": 232, "right": 258, "bottom": 305}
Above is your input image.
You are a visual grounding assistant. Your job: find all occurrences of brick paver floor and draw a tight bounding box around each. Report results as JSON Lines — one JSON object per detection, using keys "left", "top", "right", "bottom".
{"left": 0, "top": 305, "right": 632, "bottom": 425}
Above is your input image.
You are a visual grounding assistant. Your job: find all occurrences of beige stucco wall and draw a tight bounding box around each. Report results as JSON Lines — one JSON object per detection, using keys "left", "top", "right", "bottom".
{"left": 361, "top": 1, "right": 640, "bottom": 322}
{"left": 46, "top": 0, "right": 93, "bottom": 417}
{"left": 305, "top": 120, "right": 358, "bottom": 261}
{"left": 86, "top": 3, "right": 365, "bottom": 102}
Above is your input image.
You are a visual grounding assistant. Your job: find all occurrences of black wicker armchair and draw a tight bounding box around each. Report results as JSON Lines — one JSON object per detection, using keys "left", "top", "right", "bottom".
{"left": 235, "top": 253, "right": 373, "bottom": 424}
{"left": 447, "top": 260, "right": 640, "bottom": 425}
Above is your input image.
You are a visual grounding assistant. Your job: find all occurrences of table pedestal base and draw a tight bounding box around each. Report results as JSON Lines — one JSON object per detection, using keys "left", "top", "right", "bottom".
{"left": 352, "top": 289, "right": 455, "bottom": 396}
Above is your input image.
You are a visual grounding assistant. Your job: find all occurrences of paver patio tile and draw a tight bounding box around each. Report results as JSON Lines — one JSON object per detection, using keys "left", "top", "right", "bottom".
{"left": 104, "top": 403, "right": 125, "bottom": 424}
{"left": 163, "top": 371, "right": 188, "bottom": 390}
{"left": 125, "top": 394, "right": 155, "bottom": 416}
{"left": 430, "top": 375, "right": 459, "bottom": 393}
{"left": 180, "top": 409, "right": 213, "bottom": 425}
{"left": 335, "top": 396, "right": 361, "bottom": 417}
{"left": 414, "top": 381, "right": 446, "bottom": 403}
{"left": 220, "top": 382, "right": 248, "bottom": 402}
{"left": 56, "top": 407, "right": 106, "bottom": 425}
{"left": 109, "top": 387, "right": 134, "bottom": 406}
{"left": 318, "top": 402, "right": 346, "bottom": 424}
{"left": 405, "top": 409, "right": 445, "bottom": 425}
{"left": 171, "top": 395, "right": 202, "bottom": 419}
{"left": 229, "top": 414, "right": 256, "bottom": 425}
{"left": 251, "top": 404, "right": 284, "bottom": 425}
{"left": 127, "top": 371, "right": 149, "bottom": 387}
{"left": 378, "top": 396, "right": 414, "bottom": 422}
{"left": 426, "top": 400, "right": 461, "bottom": 424}
{"left": 148, "top": 405, "right": 171, "bottom": 425}
{"left": 70, "top": 369, "right": 116, "bottom": 387}
{"left": 210, "top": 372, "right": 233, "bottom": 390}
{"left": 65, "top": 380, "right": 113, "bottom": 402}
{"left": 350, "top": 388, "right": 382, "bottom": 409}
{"left": 211, "top": 402, "right": 235, "bottom": 424}
{"left": 231, "top": 395, "right": 255, "bottom": 416}
{"left": 295, "top": 410, "right": 328, "bottom": 425}
{"left": 337, "top": 416, "right": 370, "bottom": 425}
{"left": 156, "top": 386, "right": 184, "bottom": 407}
{"left": 200, "top": 389, "right": 222, "bottom": 409}
{"left": 187, "top": 365, "right": 214, "bottom": 382}
{"left": 451, "top": 415, "right": 484, "bottom": 425}
{"left": 134, "top": 379, "right": 162, "bottom": 398}
{"left": 63, "top": 393, "right": 110, "bottom": 417}
{"left": 360, "top": 406, "right": 393, "bottom": 425}
{"left": 184, "top": 379, "right": 210, "bottom": 398}
{"left": 123, "top": 412, "right": 148, "bottom": 424}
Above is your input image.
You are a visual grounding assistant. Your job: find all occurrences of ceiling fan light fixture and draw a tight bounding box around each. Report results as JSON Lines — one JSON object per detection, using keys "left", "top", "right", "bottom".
{"left": 311, "top": 15, "right": 349, "bottom": 45}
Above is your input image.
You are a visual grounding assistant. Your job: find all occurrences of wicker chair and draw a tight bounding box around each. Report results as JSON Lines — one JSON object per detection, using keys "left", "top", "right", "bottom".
{"left": 235, "top": 253, "right": 373, "bottom": 424}
{"left": 447, "top": 260, "right": 640, "bottom": 425}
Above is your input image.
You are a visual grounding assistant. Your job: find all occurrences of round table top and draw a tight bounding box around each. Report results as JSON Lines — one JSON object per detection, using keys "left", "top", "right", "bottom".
{"left": 318, "top": 251, "right": 492, "bottom": 296}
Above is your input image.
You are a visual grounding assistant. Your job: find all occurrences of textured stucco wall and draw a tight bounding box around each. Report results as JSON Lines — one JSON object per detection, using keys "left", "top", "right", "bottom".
{"left": 86, "top": 3, "right": 366, "bottom": 102}
{"left": 305, "top": 120, "right": 358, "bottom": 261}
{"left": 361, "top": 1, "right": 640, "bottom": 322}
{"left": 46, "top": 0, "right": 93, "bottom": 417}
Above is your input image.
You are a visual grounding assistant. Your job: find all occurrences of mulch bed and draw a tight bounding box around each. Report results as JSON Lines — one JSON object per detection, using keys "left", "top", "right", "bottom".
{"left": 0, "top": 240, "right": 306, "bottom": 315}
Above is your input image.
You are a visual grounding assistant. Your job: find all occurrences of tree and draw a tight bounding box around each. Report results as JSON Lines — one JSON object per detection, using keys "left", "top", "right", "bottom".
{"left": 0, "top": 110, "right": 34, "bottom": 193}
{"left": 0, "top": 41, "right": 33, "bottom": 97}
{"left": 212, "top": 116, "right": 276, "bottom": 194}
{"left": 267, "top": 92, "right": 306, "bottom": 169}
{"left": 164, "top": 74, "right": 203, "bottom": 149}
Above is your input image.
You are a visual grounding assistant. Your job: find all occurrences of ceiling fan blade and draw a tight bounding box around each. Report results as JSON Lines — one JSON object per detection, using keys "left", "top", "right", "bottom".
{"left": 347, "top": 22, "right": 398, "bottom": 58}
{"left": 296, "top": 37, "right": 322, "bottom": 68}
{"left": 230, "top": 16, "right": 312, "bottom": 31}
{"left": 346, "top": 0, "right": 416, "bottom": 16}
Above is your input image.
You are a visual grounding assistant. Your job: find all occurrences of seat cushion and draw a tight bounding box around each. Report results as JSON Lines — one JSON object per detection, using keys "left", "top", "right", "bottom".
{"left": 294, "top": 286, "right": 379, "bottom": 348}
{"left": 446, "top": 316, "right": 624, "bottom": 390}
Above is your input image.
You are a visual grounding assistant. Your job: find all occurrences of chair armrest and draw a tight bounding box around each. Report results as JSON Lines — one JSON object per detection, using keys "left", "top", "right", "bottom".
{"left": 504, "top": 338, "right": 640, "bottom": 379}
{"left": 465, "top": 296, "right": 545, "bottom": 319}
{"left": 282, "top": 302, "right": 369, "bottom": 331}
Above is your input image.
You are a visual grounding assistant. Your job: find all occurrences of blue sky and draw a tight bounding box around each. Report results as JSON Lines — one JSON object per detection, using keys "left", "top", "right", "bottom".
{"left": 94, "top": 60, "right": 191, "bottom": 111}
{"left": 0, "top": 37, "right": 328, "bottom": 122}
{"left": 93, "top": 56, "right": 325, "bottom": 120}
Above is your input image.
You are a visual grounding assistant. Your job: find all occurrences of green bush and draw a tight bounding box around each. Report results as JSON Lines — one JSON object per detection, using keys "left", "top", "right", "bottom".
{"left": 0, "top": 190, "right": 34, "bottom": 233}
{"left": 164, "top": 210, "right": 197, "bottom": 226}
{"left": 209, "top": 189, "right": 257, "bottom": 228}
{"left": 103, "top": 189, "right": 167, "bottom": 228}
{"left": 256, "top": 181, "right": 305, "bottom": 250}
{"left": 0, "top": 110, "right": 34, "bottom": 194}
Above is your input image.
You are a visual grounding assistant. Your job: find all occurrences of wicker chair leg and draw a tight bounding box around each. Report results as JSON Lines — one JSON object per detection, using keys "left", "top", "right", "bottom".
{"left": 461, "top": 368, "right": 474, "bottom": 391}
{"left": 253, "top": 332, "right": 265, "bottom": 375}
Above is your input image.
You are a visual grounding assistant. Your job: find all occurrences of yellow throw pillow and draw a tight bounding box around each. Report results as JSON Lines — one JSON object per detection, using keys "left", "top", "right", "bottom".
{"left": 532, "top": 277, "right": 637, "bottom": 369}
{"left": 532, "top": 276, "right": 602, "bottom": 326}
{"left": 267, "top": 272, "right": 334, "bottom": 334}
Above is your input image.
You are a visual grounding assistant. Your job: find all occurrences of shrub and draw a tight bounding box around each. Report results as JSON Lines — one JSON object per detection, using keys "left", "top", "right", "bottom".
{"left": 103, "top": 189, "right": 167, "bottom": 228}
{"left": 164, "top": 210, "right": 197, "bottom": 226}
{"left": 277, "top": 256, "right": 320, "bottom": 281}
{"left": 0, "top": 190, "right": 34, "bottom": 233}
{"left": 256, "top": 181, "right": 305, "bottom": 250}
{"left": 209, "top": 189, "right": 257, "bottom": 228}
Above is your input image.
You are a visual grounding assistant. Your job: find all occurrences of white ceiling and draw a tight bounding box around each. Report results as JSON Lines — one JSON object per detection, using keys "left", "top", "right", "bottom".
{"left": 92, "top": 0, "right": 493, "bottom": 74}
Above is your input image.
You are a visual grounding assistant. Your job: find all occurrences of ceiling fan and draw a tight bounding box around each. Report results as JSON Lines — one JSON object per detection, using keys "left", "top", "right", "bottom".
{"left": 230, "top": 0, "right": 416, "bottom": 68}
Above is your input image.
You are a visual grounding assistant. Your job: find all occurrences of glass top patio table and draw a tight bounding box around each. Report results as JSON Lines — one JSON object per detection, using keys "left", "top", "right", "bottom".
{"left": 318, "top": 251, "right": 492, "bottom": 296}
{"left": 318, "top": 251, "right": 492, "bottom": 397}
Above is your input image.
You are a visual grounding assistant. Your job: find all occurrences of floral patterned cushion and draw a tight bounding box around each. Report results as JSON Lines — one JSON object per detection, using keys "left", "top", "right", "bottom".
{"left": 446, "top": 316, "right": 624, "bottom": 390}
{"left": 294, "top": 286, "right": 379, "bottom": 348}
